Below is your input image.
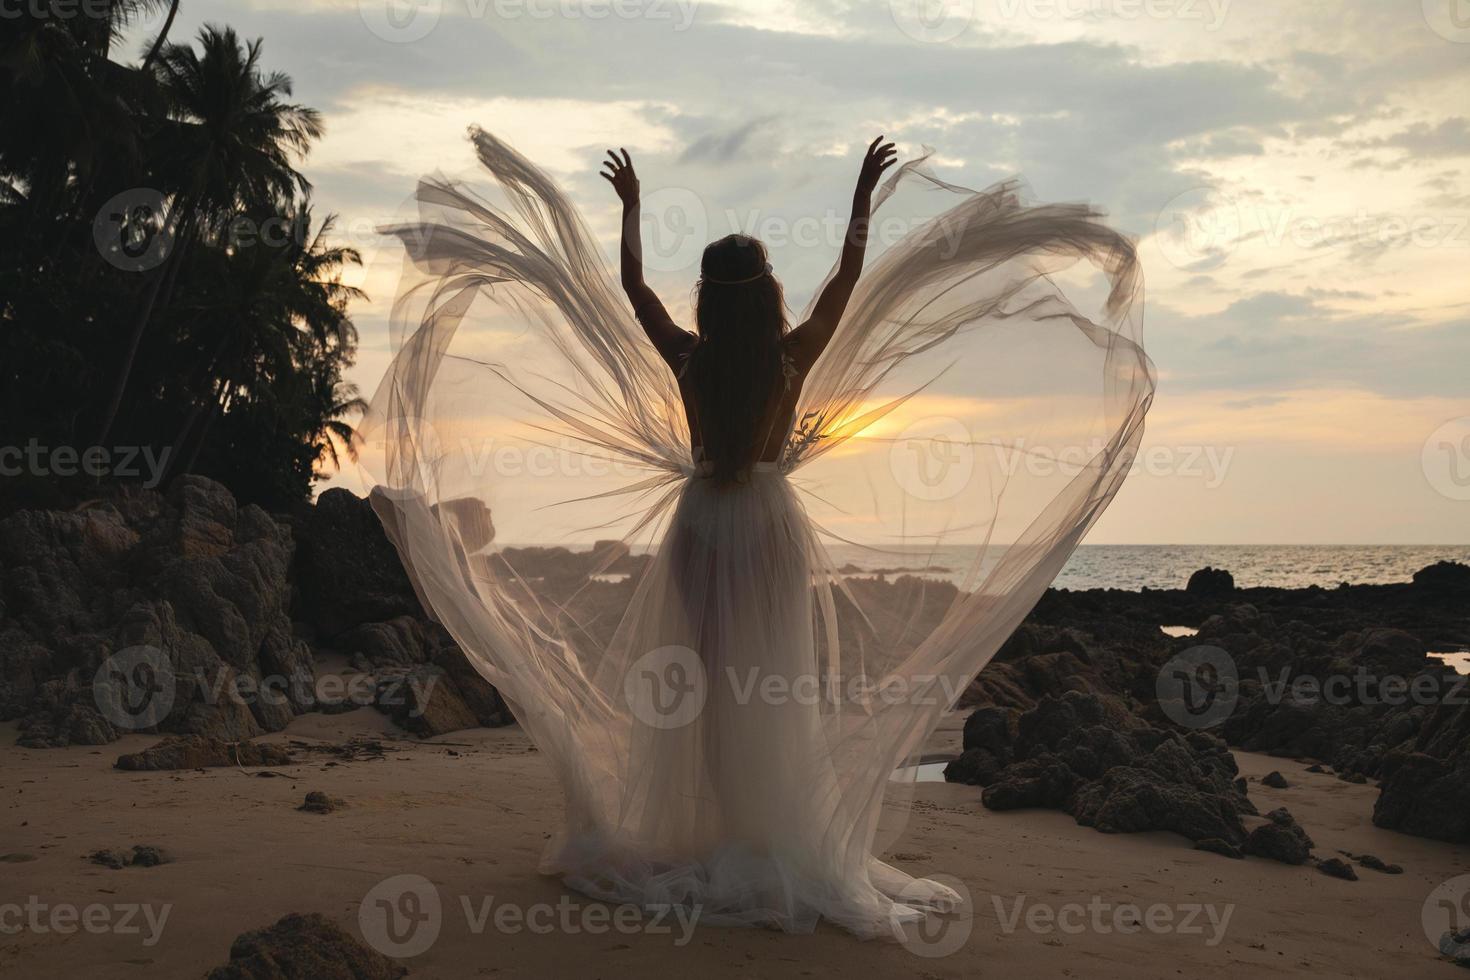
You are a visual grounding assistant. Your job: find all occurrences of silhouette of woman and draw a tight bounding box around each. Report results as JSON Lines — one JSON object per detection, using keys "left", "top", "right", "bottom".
{"left": 362, "top": 128, "right": 1152, "bottom": 937}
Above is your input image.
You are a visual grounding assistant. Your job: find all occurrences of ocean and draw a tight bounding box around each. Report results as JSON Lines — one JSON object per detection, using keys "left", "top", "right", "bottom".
{"left": 820, "top": 544, "right": 1470, "bottom": 592}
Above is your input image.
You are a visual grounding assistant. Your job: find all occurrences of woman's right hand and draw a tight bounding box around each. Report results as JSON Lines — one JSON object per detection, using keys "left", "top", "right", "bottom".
{"left": 855, "top": 136, "right": 898, "bottom": 196}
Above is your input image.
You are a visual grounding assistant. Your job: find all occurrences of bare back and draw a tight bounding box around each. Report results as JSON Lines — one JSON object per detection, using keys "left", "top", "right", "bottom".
{"left": 637, "top": 305, "right": 805, "bottom": 466}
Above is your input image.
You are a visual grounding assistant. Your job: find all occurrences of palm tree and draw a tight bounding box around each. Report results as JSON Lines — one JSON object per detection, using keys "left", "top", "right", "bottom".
{"left": 312, "top": 379, "right": 369, "bottom": 475}
{"left": 167, "top": 205, "right": 362, "bottom": 478}
{"left": 97, "top": 24, "right": 323, "bottom": 444}
{"left": 141, "top": 0, "right": 181, "bottom": 70}
{"left": 0, "top": 18, "right": 142, "bottom": 246}
{"left": 74, "top": 1, "right": 174, "bottom": 60}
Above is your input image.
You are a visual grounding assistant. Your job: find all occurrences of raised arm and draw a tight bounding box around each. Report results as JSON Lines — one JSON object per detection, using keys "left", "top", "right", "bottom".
{"left": 787, "top": 137, "right": 898, "bottom": 374}
{"left": 600, "top": 148, "right": 691, "bottom": 366}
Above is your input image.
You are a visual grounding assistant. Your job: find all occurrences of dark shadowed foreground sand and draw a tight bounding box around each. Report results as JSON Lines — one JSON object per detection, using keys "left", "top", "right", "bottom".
{"left": 2, "top": 709, "right": 1466, "bottom": 979}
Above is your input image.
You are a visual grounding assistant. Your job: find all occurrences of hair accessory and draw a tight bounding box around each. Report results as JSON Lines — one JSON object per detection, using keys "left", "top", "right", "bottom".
{"left": 700, "top": 261, "right": 772, "bottom": 286}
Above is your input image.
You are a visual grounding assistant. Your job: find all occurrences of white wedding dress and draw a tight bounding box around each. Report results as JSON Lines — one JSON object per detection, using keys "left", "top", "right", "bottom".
{"left": 359, "top": 129, "right": 1153, "bottom": 939}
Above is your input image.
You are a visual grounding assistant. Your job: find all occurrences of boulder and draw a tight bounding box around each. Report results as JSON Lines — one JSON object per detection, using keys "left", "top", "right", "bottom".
{"left": 115, "top": 735, "right": 292, "bottom": 771}
{"left": 971, "top": 691, "right": 1257, "bottom": 850}
{"left": 1413, "top": 561, "right": 1470, "bottom": 591}
{"left": 4, "top": 477, "right": 310, "bottom": 747}
{"left": 430, "top": 646, "right": 513, "bottom": 728}
{"left": 1438, "top": 926, "right": 1470, "bottom": 968}
{"left": 336, "top": 616, "right": 439, "bottom": 669}
{"left": 375, "top": 665, "right": 481, "bottom": 737}
{"left": 1315, "top": 857, "right": 1357, "bottom": 881}
{"left": 287, "top": 488, "right": 422, "bottom": 640}
{"left": 1373, "top": 751, "right": 1470, "bottom": 843}
{"left": 1186, "top": 566, "right": 1235, "bottom": 597}
{"left": 1243, "top": 808, "right": 1314, "bottom": 865}
{"left": 205, "top": 912, "right": 406, "bottom": 980}
{"left": 298, "top": 791, "right": 345, "bottom": 814}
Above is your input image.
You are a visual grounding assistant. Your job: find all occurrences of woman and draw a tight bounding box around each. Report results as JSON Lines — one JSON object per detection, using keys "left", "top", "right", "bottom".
{"left": 601, "top": 138, "right": 895, "bottom": 481}
{"left": 362, "top": 128, "right": 1152, "bottom": 939}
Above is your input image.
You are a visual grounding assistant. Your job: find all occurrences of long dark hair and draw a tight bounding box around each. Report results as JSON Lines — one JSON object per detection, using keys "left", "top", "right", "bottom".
{"left": 688, "top": 234, "right": 788, "bottom": 483}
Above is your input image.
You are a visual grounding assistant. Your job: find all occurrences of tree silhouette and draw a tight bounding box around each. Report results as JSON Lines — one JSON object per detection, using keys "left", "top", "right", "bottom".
{"left": 0, "top": 6, "right": 361, "bottom": 511}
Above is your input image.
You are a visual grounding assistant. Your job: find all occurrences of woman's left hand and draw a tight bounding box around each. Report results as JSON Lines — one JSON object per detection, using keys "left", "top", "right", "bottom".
{"left": 600, "top": 148, "right": 640, "bottom": 205}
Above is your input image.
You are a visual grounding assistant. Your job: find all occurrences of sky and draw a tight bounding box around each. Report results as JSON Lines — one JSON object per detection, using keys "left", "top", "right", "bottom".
{"left": 122, "top": 0, "right": 1470, "bottom": 544}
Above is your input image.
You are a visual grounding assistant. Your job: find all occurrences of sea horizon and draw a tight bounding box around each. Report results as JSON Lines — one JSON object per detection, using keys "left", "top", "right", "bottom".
{"left": 507, "top": 541, "right": 1470, "bottom": 593}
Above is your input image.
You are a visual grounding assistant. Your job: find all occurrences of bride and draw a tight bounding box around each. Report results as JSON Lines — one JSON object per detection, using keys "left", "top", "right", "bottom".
{"left": 361, "top": 128, "right": 1153, "bottom": 939}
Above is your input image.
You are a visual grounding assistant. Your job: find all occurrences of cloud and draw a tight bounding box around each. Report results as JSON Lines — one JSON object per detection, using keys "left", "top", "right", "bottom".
{"left": 678, "top": 115, "right": 779, "bottom": 164}
{"left": 1151, "top": 292, "right": 1470, "bottom": 400}
{"left": 1367, "top": 117, "right": 1470, "bottom": 157}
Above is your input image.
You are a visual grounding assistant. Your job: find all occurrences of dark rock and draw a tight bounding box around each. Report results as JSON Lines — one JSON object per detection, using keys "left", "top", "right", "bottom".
{"left": 1341, "top": 772, "right": 1368, "bottom": 784}
{"left": 115, "top": 735, "right": 292, "bottom": 771}
{"left": 430, "top": 646, "right": 513, "bottom": 728}
{"left": 962, "top": 705, "right": 1019, "bottom": 754}
{"left": 1261, "top": 771, "right": 1288, "bottom": 788}
{"left": 1439, "top": 926, "right": 1470, "bottom": 967}
{"left": 374, "top": 665, "right": 479, "bottom": 737}
{"left": 1354, "top": 853, "right": 1403, "bottom": 874}
{"left": 256, "top": 621, "right": 316, "bottom": 718}
{"left": 129, "top": 844, "right": 172, "bottom": 867}
{"left": 3, "top": 477, "right": 308, "bottom": 748}
{"left": 1244, "top": 809, "right": 1314, "bottom": 865}
{"left": 335, "top": 616, "right": 438, "bottom": 669}
{"left": 947, "top": 706, "right": 1021, "bottom": 786}
{"left": 89, "top": 844, "right": 171, "bottom": 868}
{"left": 288, "top": 488, "right": 423, "bottom": 640}
{"left": 946, "top": 747, "right": 1009, "bottom": 786}
{"left": 169, "top": 476, "right": 238, "bottom": 559}
{"left": 1071, "top": 746, "right": 1249, "bottom": 844}
{"left": 1186, "top": 566, "right": 1235, "bottom": 597}
{"left": 1413, "top": 561, "right": 1470, "bottom": 591}
{"left": 1194, "top": 837, "right": 1244, "bottom": 859}
{"left": 981, "top": 755, "right": 1076, "bottom": 811}
{"left": 1315, "top": 857, "right": 1357, "bottom": 880}
{"left": 975, "top": 691, "right": 1256, "bottom": 849}
{"left": 89, "top": 848, "right": 130, "bottom": 869}
{"left": 298, "top": 791, "right": 344, "bottom": 814}
{"left": 205, "top": 912, "right": 407, "bottom": 979}
{"left": 1374, "top": 750, "right": 1470, "bottom": 842}
{"left": 1305, "top": 764, "right": 1326, "bottom": 773}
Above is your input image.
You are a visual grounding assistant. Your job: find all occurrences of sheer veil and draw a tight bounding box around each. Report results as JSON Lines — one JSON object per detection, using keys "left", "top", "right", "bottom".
{"left": 357, "top": 127, "right": 1154, "bottom": 937}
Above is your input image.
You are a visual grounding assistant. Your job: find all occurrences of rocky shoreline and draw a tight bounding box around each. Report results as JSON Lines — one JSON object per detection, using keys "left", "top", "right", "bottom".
{"left": 2, "top": 476, "right": 1466, "bottom": 864}
{"left": 0, "top": 477, "right": 511, "bottom": 753}
{"left": 954, "top": 562, "right": 1470, "bottom": 850}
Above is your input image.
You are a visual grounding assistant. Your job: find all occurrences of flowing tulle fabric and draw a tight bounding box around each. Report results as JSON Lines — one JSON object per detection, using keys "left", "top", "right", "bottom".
{"left": 356, "top": 128, "right": 1154, "bottom": 939}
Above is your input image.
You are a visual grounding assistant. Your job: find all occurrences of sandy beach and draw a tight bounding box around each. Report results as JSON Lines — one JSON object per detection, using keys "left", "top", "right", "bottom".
{"left": 3, "top": 705, "right": 1465, "bottom": 979}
